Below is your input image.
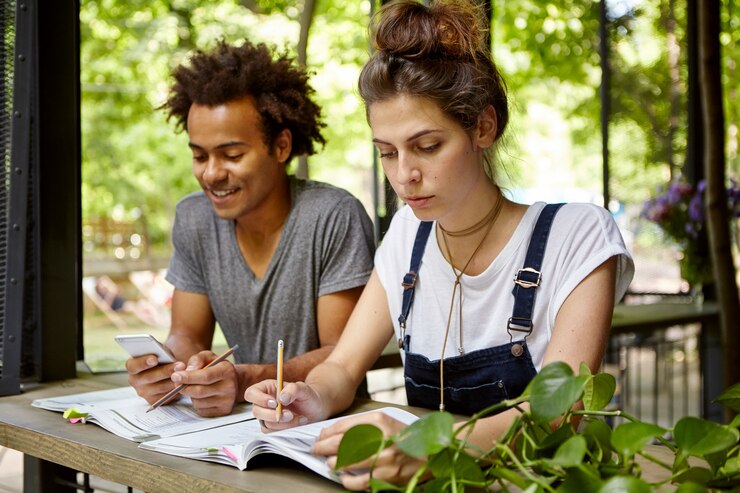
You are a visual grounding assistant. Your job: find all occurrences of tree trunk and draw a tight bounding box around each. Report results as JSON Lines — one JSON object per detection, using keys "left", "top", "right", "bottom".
{"left": 698, "top": 0, "right": 740, "bottom": 398}
{"left": 663, "top": 0, "right": 680, "bottom": 179}
{"left": 295, "top": 0, "right": 317, "bottom": 180}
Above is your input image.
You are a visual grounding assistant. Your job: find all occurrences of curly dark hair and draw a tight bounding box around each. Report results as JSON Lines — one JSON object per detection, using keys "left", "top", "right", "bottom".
{"left": 162, "top": 39, "right": 326, "bottom": 162}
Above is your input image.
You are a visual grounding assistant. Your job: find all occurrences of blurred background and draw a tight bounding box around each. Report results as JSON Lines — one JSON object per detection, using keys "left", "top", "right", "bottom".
{"left": 76, "top": 0, "right": 738, "bottom": 373}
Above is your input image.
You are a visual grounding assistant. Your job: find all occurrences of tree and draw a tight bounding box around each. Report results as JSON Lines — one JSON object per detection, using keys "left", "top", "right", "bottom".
{"left": 80, "top": 0, "right": 373, "bottom": 254}
{"left": 698, "top": 0, "right": 740, "bottom": 394}
{"left": 296, "top": 0, "right": 317, "bottom": 179}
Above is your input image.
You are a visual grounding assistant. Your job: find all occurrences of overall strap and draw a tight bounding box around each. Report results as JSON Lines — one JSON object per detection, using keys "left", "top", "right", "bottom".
{"left": 398, "top": 221, "right": 434, "bottom": 335}
{"left": 508, "top": 203, "right": 564, "bottom": 338}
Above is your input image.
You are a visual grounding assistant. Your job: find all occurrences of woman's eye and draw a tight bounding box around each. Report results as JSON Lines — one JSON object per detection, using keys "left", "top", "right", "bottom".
{"left": 419, "top": 143, "right": 440, "bottom": 153}
{"left": 193, "top": 155, "right": 207, "bottom": 163}
{"left": 378, "top": 150, "right": 397, "bottom": 159}
{"left": 225, "top": 154, "right": 243, "bottom": 161}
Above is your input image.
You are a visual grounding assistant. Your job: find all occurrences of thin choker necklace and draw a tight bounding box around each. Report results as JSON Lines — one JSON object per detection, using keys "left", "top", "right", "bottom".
{"left": 436, "top": 193, "right": 504, "bottom": 411}
{"left": 438, "top": 197, "right": 502, "bottom": 237}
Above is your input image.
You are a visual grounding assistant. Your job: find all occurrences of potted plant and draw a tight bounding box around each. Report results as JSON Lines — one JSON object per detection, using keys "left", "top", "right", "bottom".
{"left": 641, "top": 178, "right": 740, "bottom": 292}
{"left": 337, "top": 361, "right": 740, "bottom": 492}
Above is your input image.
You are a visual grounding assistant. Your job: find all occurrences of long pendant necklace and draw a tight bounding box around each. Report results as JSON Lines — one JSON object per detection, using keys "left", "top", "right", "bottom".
{"left": 436, "top": 193, "right": 504, "bottom": 411}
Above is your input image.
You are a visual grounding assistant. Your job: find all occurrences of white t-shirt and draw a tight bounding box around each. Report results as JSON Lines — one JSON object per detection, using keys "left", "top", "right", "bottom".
{"left": 375, "top": 202, "right": 635, "bottom": 371}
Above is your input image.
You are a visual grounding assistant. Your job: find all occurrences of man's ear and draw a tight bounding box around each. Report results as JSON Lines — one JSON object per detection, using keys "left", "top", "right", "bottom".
{"left": 474, "top": 105, "right": 498, "bottom": 149}
{"left": 273, "top": 129, "right": 293, "bottom": 164}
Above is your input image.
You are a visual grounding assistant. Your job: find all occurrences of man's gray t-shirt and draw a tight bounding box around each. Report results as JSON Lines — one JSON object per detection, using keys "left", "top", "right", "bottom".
{"left": 165, "top": 178, "right": 375, "bottom": 364}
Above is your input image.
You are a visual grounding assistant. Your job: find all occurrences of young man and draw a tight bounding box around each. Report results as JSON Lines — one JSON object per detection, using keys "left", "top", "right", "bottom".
{"left": 126, "top": 40, "right": 375, "bottom": 417}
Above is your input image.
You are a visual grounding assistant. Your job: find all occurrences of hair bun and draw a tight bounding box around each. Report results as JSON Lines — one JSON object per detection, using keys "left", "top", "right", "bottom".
{"left": 373, "top": 0, "right": 487, "bottom": 61}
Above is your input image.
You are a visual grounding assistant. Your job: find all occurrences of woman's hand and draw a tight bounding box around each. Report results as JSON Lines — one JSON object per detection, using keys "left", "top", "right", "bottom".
{"left": 312, "top": 412, "right": 428, "bottom": 491}
{"left": 244, "top": 380, "right": 327, "bottom": 431}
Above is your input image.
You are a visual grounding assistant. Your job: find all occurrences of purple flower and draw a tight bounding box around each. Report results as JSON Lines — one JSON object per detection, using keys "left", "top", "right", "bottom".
{"left": 643, "top": 177, "right": 739, "bottom": 244}
{"left": 688, "top": 193, "right": 704, "bottom": 223}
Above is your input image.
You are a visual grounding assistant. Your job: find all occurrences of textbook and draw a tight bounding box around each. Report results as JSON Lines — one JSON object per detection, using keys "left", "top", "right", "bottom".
{"left": 139, "top": 406, "right": 420, "bottom": 482}
{"left": 31, "top": 386, "right": 253, "bottom": 442}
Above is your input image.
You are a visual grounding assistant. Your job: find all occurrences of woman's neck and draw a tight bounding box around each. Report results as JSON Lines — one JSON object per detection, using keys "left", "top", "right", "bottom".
{"left": 436, "top": 185, "right": 505, "bottom": 276}
{"left": 437, "top": 181, "right": 501, "bottom": 233}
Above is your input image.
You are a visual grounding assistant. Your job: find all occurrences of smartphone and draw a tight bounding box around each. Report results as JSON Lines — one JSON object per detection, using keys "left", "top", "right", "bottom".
{"left": 115, "top": 334, "right": 176, "bottom": 364}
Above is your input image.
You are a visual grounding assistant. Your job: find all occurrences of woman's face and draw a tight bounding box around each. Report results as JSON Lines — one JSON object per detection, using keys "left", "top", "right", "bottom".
{"left": 368, "top": 95, "right": 495, "bottom": 223}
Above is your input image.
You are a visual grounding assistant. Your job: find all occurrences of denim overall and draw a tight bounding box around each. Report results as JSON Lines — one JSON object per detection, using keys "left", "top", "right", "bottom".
{"left": 398, "top": 204, "right": 564, "bottom": 415}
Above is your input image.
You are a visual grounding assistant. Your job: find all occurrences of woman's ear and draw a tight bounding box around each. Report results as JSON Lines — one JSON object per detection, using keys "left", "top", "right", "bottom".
{"left": 474, "top": 106, "right": 498, "bottom": 149}
{"left": 273, "top": 129, "right": 293, "bottom": 164}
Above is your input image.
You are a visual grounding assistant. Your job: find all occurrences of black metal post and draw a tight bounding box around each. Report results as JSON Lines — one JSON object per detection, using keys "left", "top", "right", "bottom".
{"left": 36, "top": 0, "right": 81, "bottom": 380}
{"left": 685, "top": 0, "right": 703, "bottom": 185}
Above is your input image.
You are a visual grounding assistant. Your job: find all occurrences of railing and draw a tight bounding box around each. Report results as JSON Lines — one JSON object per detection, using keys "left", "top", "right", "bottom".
{"left": 607, "top": 300, "right": 722, "bottom": 426}
{"left": 606, "top": 324, "right": 702, "bottom": 429}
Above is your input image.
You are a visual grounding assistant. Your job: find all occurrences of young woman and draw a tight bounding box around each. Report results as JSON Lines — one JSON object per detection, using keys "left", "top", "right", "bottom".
{"left": 245, "top": 0, "right": 634, "bottom": 489}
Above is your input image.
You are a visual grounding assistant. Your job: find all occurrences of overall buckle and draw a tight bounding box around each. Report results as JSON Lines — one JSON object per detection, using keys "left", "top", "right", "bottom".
{"left": 514, "top": 267, "right": 541, "bottom": 288}
{"left": 401, "top": 271, "right": 418, "bottom": 290}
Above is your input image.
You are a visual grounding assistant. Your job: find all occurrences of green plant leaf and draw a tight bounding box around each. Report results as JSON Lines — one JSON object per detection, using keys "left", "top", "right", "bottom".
{"left": 368, "top": 477, "right": 403, "bottom": 492}
{"left": 396, "top": 412, "right": 454, "bottom": 458}
{"left": 419, "top": 477, "right": 448, "bottom": 493}
{"left": 729, "top": 413, "right": 740, "bottom": 430}
{"left": 673, "top": 417, "right": 740, "bottom": 463}
{"left": 704, "top": 448, "right": 734, "bottom": 473}
{"left": 706, "top": 476, "right": 740, "bottom": 490}
{"left": 336, "top": 424, "right": 383, "bottom": 469}
{"left": 673, "top": 467, "right": 714, "bottom": 485}
{"left": 597, "top": 475, "right": 653, "bottom": 493}
{"left": 489, "top": 466, "right": 528, "bottom": 489}
{"left": 530, "top": 362, "right": 588, "bottom": 424}
{"left": 428, "top": 450, "right": 453, "bottom": 478}
{"left": 583, "top": 372, "right": 617, "bottom": 411}
{"left": 556, "top": 464, "right": 604, "bottom": 492}
{"left": 715, "top": 449, "right": 740, "bottom": 476}
{"left": 714, "top": 382, "right": 740, "bottom": 412}
{"left": 538, "top": 424, "right": 576, "bottom": 456}
{"left": 453, "top": 451, "right": 486, "bottom": 483}
{"left": 551, "top": 435, "right": 588, "bottom": 468}
{"left": 675, "top": 481, "right": 708, "bottom": 493}
{"left": 582, "top": 418, "right": 614, "bottom": 461}
{"left": 610, "top": 422, "right": 666, "bottom": 457}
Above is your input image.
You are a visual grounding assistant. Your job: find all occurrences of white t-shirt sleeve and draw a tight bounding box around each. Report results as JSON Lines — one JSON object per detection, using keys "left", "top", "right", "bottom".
{"left": 545, "top": 203, "right": 635, "bottom": 329}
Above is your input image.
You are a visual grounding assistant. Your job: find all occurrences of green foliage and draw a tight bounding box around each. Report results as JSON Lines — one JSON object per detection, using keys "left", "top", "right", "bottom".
{"left": 336, "top": 423, "right": 384, "bottom": 469}
{"left": 80, "top": 0, "right": 373, "bottom": 251}
{"left": 337, "top": 361, "right": 740, "bottom": 492}
{"left": 80, "top": 0, "right": 739, "bottom": 253}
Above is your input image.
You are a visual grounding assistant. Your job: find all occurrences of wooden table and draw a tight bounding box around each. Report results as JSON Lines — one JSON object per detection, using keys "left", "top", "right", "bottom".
{"left": 4, "top": 303, "right": 720, "bottom": 492}
{"left": 0, "top": 373, "right": 397, "bottom": 493}
{"left": 1, "top": 372, "right": 690, "bottom": 492}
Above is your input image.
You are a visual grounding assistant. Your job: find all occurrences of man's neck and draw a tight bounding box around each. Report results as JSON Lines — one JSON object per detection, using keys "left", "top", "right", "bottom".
{"left": 234, "top": 177, "right": 292, "bottom": 278}
{"left": 235, "top": 177, "right": 292, "bottom": 237}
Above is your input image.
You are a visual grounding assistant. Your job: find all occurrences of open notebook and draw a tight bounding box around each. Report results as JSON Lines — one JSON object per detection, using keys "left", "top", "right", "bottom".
{"left": 31, "top": 386, "right": 253, "bottom": 442}
{"left": 139, "top": 406, "right": 420, "bottom": 482}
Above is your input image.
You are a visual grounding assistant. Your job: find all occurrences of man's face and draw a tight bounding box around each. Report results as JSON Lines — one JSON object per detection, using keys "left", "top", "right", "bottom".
{"left": 186, "top": 96, "right": 291, "bottom": 222}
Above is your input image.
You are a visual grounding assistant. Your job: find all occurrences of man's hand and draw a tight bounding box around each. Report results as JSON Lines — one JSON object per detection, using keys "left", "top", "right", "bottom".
{"left": 170, "top": 350, "right": 240, "bottom": 417}
{"left": 126, "top": 355, "right": 180, "bottom": 405}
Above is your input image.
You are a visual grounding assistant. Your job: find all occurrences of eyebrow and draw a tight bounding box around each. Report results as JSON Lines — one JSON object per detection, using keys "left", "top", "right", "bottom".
{"left": 188, "top": 141, "right": 246, "bottom": 150}
{"left": 372, "top": 129, "right": 441, "bottom": 145}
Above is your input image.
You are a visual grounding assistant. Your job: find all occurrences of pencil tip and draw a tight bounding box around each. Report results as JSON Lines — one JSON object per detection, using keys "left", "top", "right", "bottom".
{"left": 146, "top": 407, "right": 153, "bottom": 413}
